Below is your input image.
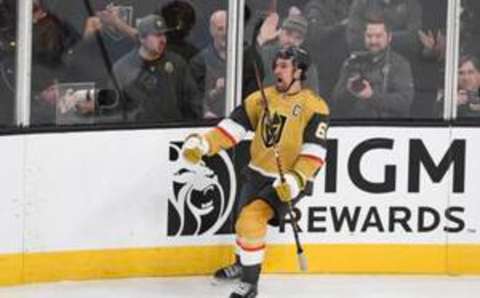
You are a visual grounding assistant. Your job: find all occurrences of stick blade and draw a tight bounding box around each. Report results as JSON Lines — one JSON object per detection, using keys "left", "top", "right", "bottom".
{"left": 298, "top": 252, "right": 308, "bottom": 272}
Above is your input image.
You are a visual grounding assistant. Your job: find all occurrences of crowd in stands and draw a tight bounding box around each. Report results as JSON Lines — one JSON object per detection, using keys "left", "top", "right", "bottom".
{"left": 0, "top": 0, "right": 479, "bottom": 127}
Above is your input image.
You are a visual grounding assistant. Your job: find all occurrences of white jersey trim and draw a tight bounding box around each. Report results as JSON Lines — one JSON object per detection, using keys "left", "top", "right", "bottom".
{"left": 301, "top": 143, "right": 327, "bottom": 161}
{"left": 248, "top": 164, "right": 278, "bottom": 179}
{"left": 239, "top": 248, "right": 265, "bottom": 266}
{"left": 218, "top": 119, "right": 248, "bottom": 144}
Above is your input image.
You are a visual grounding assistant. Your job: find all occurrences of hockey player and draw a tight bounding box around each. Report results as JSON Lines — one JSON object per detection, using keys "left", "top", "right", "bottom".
{"left": 182, "top": 46, "right": 329, "bottom": 298}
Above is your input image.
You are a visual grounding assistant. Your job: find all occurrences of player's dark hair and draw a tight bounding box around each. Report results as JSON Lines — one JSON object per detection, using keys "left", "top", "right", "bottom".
{"left": 273, "top": 46, "right": 310, "bottom": 81}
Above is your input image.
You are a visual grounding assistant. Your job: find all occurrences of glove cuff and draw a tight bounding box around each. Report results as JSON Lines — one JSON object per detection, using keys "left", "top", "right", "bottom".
{"left": 283, "top": 172, "right": 301, "bottom": 199}
{"left": 185, "top": 133, "right": 210, "bottom": 155}
{"left": 288, "top": 170, "right": 306, "bottom": 190}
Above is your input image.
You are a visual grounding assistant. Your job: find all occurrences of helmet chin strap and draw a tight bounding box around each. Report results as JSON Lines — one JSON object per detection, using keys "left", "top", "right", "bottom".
{"left": 284, "top": 78, "right": 298, "bottom": 94}
{"left": 282, "top": 67, "right": 300, "bottom": 94}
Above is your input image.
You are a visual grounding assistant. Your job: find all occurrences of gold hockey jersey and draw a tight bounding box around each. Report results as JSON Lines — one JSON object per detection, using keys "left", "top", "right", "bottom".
{"left": 204, "top": 86, "right": 329, "bottom": 186}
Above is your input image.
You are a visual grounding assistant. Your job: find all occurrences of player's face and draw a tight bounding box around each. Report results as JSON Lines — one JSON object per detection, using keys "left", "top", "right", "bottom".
{"left": 458, "top": 61, "right": 480, "bottom": 91}
{"left": 141, "top": 32, "right": 167, "bottom": 56}
{"left": 273, "top": 58, "right": 297, "bottom": 92}
{"left": 365, "top": 23, "right": 391, "bottom": 54}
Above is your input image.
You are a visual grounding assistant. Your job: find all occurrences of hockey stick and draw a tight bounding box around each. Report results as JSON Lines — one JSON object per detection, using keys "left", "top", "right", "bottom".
{"left": 252, "top": 62, "right": 307, "bottom": 272}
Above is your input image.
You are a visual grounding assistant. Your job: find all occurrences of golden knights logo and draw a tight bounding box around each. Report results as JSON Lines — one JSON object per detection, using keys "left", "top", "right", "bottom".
{"left": 167, "top": 142, "right": 237, "bottom": 236}
{"left": 261, "top": 112, "right": 287, "bottom": 147}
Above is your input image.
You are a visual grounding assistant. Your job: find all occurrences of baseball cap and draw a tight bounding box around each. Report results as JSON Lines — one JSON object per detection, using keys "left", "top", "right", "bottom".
{"left": 137, "top": 14, "right": 169, "bottom": 37}
{"left": 281, "top": 15, "right": 308, "bottom": 36}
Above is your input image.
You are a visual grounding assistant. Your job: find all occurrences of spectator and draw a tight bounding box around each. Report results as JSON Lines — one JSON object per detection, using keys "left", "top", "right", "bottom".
{"left": 243, "top": 0, "right": 310, "bottom": 43}
{"left": 156, "top": 0, "right": 200, "bottom": 61}
{"left": 28, "top": 1, "right": 142, "bottom": 125}
{"left": 303, "top": 0, "right": 352, "bottom": 99}
{"left": 42, "top": 0, "right": 154, "bottom": 36}
{"left": 332, "top": 15, "right": 414, "bottom": 119}
{"left": 58, "top": 2, "right": 141, "bottom": 122}
{"left": 112, "top": 14, "right": 201, "bottom": 123}
{"left": 190, "top": 10, "right": 227, "bottom": 118}
{"left": 63, "top": 2, "right": 137, "bottom": 87}
{"left": 409, "top": 0, "right": 446, "bottom": 118}
{"left": 256, "top": 14, "right": 319, "bottom": 93}
{"left": 187, "top": 2, "right": 262, "bottom": 101}
{"left": 460, "top": 0, "right": 480, "bottom": 58}
{"left": 456, "top": 55, "right": 480, "bottom": 118}
{"left": 32, "top": 0, "right": 80, "bottom": 69}
{"left": 242, "top": 5, "right": 266, "bottom": 99}
{"left": 30, "top": 0, "right": 83, "bottom": 125}
{"left": 0, "top": 0, "right": 16, "bottom": 126}
{"left": 304, "top": 0, "right": 351, "bottom": 41}
{"left": 0, "top": 50, "right": 14, "bottom": 126}
{"left": 346, "top": 0, "right": 422, "bottom": 58}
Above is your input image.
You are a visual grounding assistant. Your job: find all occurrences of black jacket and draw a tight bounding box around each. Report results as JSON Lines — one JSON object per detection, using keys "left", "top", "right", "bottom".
{"left": 113, "top": 49, "right": 202, "bottom": 123}
{"left": 332, "top": 49, "right": 414, "bottom": 119}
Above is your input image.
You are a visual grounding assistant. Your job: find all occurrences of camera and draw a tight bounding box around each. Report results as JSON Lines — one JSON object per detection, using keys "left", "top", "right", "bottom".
{"left": 57, "top": 86, "right": 119, "bottom": 114}
{"left": 345, "top": 51, "right": 374, "bottom": 93}
{"left": 464, "top": 89, "right": 480, "bottom": 105}
{"left": 73, "top": 88, "right": 119, "bottom": 109}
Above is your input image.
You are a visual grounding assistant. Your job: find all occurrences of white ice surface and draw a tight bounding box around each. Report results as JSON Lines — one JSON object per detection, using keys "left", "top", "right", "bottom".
{"left": 0, "top": 275, "right": 479, "bottom": 298}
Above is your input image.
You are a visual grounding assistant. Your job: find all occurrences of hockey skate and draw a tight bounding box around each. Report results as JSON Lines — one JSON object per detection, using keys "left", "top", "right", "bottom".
{"left": 229, "top": 281, "right": 258, "bottom": 298}
{"left": 212, "top": 263, "right": 242, "bottom": 284}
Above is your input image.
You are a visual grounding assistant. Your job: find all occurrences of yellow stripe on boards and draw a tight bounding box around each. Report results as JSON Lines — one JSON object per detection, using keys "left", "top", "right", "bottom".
{"left": 264, "top": 244, "right": 448, "bottom": 274}
{"left": 0, "top": 253, "right": 23, "bottom": 285}
{"left": 1, "top": 244, "right": 480, "bottom": 286}
{"left": 22, "top": 246, "right": 234, "bottom": 284}
{"left": 447, "top": 245, "right": 480, "bottom": 275}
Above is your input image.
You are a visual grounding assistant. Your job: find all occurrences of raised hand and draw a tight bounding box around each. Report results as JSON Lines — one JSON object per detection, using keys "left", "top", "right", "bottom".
{"left": 257, "top": 12, "right": 280, "bottom": 46}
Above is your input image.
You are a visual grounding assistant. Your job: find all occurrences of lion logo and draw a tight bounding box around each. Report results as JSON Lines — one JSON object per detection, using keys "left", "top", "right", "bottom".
{"left": 167, "top": 142, "right": 236, "bottom": 236}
